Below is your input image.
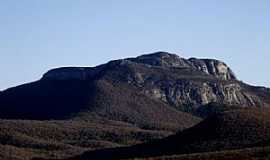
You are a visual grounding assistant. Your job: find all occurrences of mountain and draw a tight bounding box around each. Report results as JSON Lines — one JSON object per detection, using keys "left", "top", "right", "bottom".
{"left": 59, "top": 108, "right": 270, "bottom": 160}
{"left": 0, "top": 52, "right": 268, "bottom": 120}
{"left": 0, "top": 52, "right": 269, "bottom": 160}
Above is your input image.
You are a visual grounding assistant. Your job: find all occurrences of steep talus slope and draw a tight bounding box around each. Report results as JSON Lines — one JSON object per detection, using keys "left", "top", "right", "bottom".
{"left": 61, "top": 108, "right": 270, "bottom": 160}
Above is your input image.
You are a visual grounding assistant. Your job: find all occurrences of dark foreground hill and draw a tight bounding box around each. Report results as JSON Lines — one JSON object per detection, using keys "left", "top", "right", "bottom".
{"left": 131, "top": 146, "right": 270, "bottom": 160}
{"left": 0, "top": 52, "right": 269, "bottom": 160}
{"left": 56, "top": 108, "right": 270, "bottom": 160}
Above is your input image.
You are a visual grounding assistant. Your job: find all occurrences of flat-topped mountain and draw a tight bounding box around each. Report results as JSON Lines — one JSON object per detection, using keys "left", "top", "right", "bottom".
{"left": 0, "top": 52, "right": 269, "bottom": 160}
{"left": 0, "top": 52, "right": 268, "bottom": 120}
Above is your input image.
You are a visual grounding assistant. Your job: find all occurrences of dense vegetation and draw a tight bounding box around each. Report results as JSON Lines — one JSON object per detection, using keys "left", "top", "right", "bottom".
{"left": 56, "top": 108, "right": 270, "bottom": 160}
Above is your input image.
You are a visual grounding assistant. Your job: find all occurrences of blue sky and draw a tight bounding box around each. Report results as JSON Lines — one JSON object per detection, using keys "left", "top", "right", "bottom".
{"left": 0, "top": 0, "right": 269, "bottom": 90}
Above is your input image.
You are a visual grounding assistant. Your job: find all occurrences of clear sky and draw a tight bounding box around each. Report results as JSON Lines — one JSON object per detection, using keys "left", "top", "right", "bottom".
{"left": 0, "top": 0, "right": 269, "bottom": 90}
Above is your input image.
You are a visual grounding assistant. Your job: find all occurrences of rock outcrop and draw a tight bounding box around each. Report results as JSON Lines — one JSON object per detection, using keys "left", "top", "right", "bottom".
{"left": 128, "top": 52, "right": 236, "bottom": 80}
{"left": 188, "top": 58, "right": 236, "bottom": 80}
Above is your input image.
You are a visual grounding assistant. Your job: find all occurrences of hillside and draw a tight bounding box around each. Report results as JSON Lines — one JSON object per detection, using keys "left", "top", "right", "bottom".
{"left": 0, "top": 80, "right": 200, "bottom": 160}
{"left": 59, "top": 108, "right": 270, "bottom": 160}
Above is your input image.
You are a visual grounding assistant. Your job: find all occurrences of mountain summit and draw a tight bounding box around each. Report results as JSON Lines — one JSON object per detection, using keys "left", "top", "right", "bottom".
{"left": 128, "top": 52, "right": 236, "bottom": 80}
{"left": 43, "top": 52, "right": 236, "bottom": 81}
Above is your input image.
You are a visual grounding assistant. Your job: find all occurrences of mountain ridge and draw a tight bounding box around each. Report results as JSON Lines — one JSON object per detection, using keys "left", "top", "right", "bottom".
{"left": 0, "top": 52, "right": 269, "bottom": 120}
{"left": 42, "top": 52, "right": 236, "bottom": 81}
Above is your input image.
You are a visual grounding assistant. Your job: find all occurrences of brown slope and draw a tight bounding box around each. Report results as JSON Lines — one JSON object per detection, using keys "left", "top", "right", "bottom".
{"left": 0, "top": 118, "right": 169, "bottom": 160}
{"left": 58, "top": 108, "right": 270, "bottom": 160}
{"left": 82, "top": 79, "right": 201, "bottom": 131}
{"left": 0, "top": 79, "right": 201, "bottom": 160}
{"left": 0, "top": 77, "right": 201, "bottom": 130}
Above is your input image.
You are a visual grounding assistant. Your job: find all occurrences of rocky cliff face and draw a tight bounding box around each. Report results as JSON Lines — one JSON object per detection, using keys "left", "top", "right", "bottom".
{"left": 128, "top": 52, "right": 236, "bottom": 80}
{"left": 41, "top": 52, "right": 268, "bottom": 114}
{"left": 188, "top": 58, "right": 236, "bottom": 80}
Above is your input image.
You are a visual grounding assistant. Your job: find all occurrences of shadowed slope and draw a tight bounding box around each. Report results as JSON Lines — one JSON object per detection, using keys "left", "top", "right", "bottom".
{"left": 0, "top": 79, "right": 96, "bottom": 119}
{"left": 59, "top": 108, "right": 270, "bottom": 160}
{"left": 129, "top": 146, "right": 270, "bottom": 160}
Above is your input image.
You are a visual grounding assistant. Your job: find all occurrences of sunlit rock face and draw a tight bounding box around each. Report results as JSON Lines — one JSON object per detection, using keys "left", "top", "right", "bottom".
{"left": 143, "top": 81, "right": 260, "bottom": 112}
{"left": 188, "top": 58, "right": 236, "bottom": 80}
{"left": 128, "top": 52, "right": 236, "bottom": 80}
